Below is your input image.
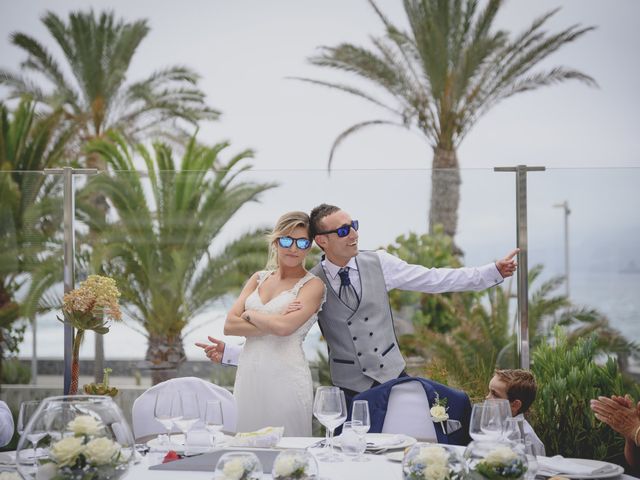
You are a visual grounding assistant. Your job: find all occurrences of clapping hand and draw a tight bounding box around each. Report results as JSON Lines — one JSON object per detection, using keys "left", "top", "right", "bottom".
{"left": 590, "top": 395, "right": 640, "bottom": 440}
{"left": 496, "top": 249, "right": 519, "bottom": 278}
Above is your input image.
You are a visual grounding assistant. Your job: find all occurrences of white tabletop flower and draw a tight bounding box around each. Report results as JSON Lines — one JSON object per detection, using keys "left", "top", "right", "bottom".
{"left": 84, "top": 437, "right": 120, "bottom": 465}
{"left": 67, "top": 415, "right": 103, "bottom": 436}
{"left": 50, "top": 436, "right": 85, "bottom": 467}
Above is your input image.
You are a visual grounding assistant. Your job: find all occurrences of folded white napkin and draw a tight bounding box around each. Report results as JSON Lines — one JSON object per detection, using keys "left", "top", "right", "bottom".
{"left": 0, "top": 452, "right": 13, "bottom": 465}
{"left": 537, "top": 456, "right": 618, "bottom": 476}
{"left": 185, "top": 430, "right": 212, "bottom": 448}
{"left": 366, "top": 434, "right": 404, "bottom": 448}
{"left": 0, "top": 449, "right": 47, "bottom": 465}
{"left": 228, "top": 426, "right": 284, "bottom": 448}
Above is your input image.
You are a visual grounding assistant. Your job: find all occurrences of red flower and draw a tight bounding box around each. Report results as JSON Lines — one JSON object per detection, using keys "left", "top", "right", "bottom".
{"left": 162, "top": 450, "right": 181, "bottom": 463}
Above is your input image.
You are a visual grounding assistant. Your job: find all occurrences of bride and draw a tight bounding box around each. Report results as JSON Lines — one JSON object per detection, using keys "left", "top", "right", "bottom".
{"left": 223, "top": 211, "right": 325, "bottom": 436}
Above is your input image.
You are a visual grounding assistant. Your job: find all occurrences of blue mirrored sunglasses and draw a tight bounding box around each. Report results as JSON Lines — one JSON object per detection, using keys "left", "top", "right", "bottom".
{"left": 278, "top": 236, "right": 311, "bottom": 250}
{"left": 317, "top": 220, "right": 359, "bottom": 238}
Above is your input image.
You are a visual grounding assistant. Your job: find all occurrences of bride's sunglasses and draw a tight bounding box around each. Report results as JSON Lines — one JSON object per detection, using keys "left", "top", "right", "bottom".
{"left": 317, "top": 220, "right": 359, "bottom": 238}
{"left": 278, "top": 236, "right": 312, "bottom": 250}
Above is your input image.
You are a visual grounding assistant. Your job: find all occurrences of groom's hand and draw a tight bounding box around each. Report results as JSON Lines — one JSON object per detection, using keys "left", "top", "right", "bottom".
{"left": 195, "top": 336, "right": 226, "bottom": 363}
{"left": 495, "top": 248, "right": 519, "bottom": 278}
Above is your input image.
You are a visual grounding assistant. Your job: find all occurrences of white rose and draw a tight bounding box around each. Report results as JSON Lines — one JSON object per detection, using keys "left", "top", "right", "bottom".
{"left": 417, "top": 445, "right": 448, "bottom": 466}
{"left": 35, "top": 463, "right": 57, "bottom": 480}
{"left": 430, "top": 405, "right": 449, "bottom": 422}
{"left": 222, "top": 458, "right": 246, "bottom": 480}
{"left": 485, "top": 446, "right": 518, "bottom": 464}
{"left": 424, "top": 462, "right": 449, "bottom": 480}
{"left": 67, "top": 415, "right": 103, "bottom": 436}
{"left": 274, "top": 456, "right": 297, "bottom": 477}
{"left": 50, "top": 436, "right": 84, "bottom": 466}
{"left": 84, "top": 437, "right": 120, "bottom": 465}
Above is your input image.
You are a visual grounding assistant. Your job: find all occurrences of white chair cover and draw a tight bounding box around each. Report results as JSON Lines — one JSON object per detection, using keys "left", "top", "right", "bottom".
{"left": 131, "top": 376, "right": 237, "bottom": 440}
{"left": 381, "top": 380, "right": 438, "bottom": 441}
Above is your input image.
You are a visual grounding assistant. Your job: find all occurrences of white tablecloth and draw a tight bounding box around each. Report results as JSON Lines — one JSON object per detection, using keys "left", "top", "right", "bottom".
{"left": 130, "top": 436, "right": 401, "bottom": 479}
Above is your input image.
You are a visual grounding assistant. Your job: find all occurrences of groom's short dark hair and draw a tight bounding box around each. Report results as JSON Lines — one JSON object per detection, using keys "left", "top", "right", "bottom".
{"left": 310, "top": 203, "right": 340, "bottom": 238}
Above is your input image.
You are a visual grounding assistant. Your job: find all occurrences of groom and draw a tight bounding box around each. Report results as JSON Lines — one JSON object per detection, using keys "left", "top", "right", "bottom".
{"left": 202, "top": 204, "right": 517, "bottom": 399}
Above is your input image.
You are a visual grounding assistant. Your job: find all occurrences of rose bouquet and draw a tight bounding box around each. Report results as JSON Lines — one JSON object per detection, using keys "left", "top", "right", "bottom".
{"left": 36, "top": 414, "right": 130, "bottom": 480}
{"left": 215, "top": 451, "right": 262, "bottom": 480}
{"left": 272, "top": 449, "right": 318, "bottom": 480}
{"left": 403, "top": 444, "right": 467, "bottom": 480}
{"left": 466, "top": 442, "right": 528, "bottom": 480}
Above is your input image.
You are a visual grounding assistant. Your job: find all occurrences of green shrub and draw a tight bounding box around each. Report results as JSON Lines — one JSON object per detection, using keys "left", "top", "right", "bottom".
{"left": 530, "top": 329, "right": 638, "bottom": 463}
{"left": 0, "top": 358, "right": 31, "bottom": 384}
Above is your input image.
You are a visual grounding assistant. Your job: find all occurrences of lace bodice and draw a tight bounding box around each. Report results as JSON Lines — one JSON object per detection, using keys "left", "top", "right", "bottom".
{"left": 243, "top": 270, "right": 320, "bottom": 348}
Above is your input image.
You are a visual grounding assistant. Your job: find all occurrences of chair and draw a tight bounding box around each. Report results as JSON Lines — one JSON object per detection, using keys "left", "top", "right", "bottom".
{"left": 131, "top": 376, "right": 237, "bottom": 440}
{"left": 381, "top": 380, "right": 438, "bottom": 442}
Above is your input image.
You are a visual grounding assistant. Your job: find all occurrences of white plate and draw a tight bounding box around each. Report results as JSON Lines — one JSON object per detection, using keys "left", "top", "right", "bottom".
{"left": 334, "top": 433, "right": 416, "bottom": 450}
{"left": 385, "top": 451, "right": 404, "bottom": 462}
{"left": 537, "top": 458, "right": 624, "bottom": 479}
{"left": 146, "top": 434, "right": 187, "bottom": 453}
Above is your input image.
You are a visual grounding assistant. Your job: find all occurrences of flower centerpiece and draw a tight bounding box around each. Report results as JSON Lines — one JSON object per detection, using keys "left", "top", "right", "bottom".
{"left": 465, "top": 441, "right": 528, "bottom": 480}
{"left": 15, "top": 396, "right": 135, "bottom": 480}
{"left": 215, "top": 451, "right": 262, "bottom": 480}
{"left": 402, "top": 443, "right": 467, "bottom": 480}
{"left": 60, "top": 275, "right": 121, "bottom": 394}
{"left": 272, "top": 449, "right": 318, "bottom": 480}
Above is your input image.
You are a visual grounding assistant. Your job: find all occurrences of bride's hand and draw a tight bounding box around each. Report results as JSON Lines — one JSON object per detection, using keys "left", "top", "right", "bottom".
{"left": 282, "top": 301, "right": 303, "bottom": 314}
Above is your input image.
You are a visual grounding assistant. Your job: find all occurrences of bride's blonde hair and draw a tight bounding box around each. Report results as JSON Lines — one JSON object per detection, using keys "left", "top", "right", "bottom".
{"left": 266, "top": 211, "right": 311, "bottom": 270}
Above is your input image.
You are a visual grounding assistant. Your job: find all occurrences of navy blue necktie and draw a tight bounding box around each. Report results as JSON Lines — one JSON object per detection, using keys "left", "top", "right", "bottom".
{"left": 338, "top": 267, "right": 360, "bottom": 311}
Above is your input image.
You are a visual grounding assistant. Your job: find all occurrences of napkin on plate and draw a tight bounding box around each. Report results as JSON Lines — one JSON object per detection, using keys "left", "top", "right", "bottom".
{"left": 537, "top": 456, "right": 619, "bottom": 476}
{"left": 228, "top": 426, "right": 284, "bottom": 448}
{"left": 366, "top": 434, "right": 404, "bottom": 448}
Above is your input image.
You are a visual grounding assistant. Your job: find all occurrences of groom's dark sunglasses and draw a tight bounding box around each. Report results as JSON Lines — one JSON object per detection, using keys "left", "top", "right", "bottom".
{"left": 278, "top": 236, "right": 312, "bottom": 250}
{"left": 316, "top": 220, "right": 359, "bottom": 238}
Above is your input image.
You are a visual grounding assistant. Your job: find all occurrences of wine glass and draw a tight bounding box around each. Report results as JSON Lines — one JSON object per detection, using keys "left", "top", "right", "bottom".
{"left": 312, "top": 386, "right": 346, "bottom": 463}
{"left": 504, "top": 416, "right": 525, "bottom": 443}
{"left": 350, "top": 400, "right": 370, "bottom": 462}
{"left": 204, "top": 400, "right": 224, "bottom": 445}
{"left": 174, "top": 392, "right": 200, "bottom": 438}
{"left": 17, "top": 401, "right": 47, "bottom": 454}
{"left": 154, "top": 390, "right": 181, "bottom": 446}
{"left": 470, "top": 403, "right": 502, "bottom": 441}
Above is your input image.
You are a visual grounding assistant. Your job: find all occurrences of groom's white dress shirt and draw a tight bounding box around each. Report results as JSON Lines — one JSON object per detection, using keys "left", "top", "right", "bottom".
{"left": 220, "top": 250, "right": 503, "bottom": 366}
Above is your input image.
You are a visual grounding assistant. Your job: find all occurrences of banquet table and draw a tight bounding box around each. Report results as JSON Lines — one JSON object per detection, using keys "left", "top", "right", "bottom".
{"left": 125, "top": 436, "right": 639, "bottom": 480}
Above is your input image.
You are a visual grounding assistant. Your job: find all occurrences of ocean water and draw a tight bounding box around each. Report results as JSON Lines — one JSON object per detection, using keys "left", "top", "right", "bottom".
{"left": 15, "top": 272, "right": 640, "bottom": 363}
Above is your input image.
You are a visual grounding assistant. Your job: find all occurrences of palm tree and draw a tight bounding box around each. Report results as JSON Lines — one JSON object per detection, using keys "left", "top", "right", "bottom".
{"left": 0, "top": 10, "right": 219, "bottom": 150}
{"left": 1, "top": 9, "right": 221, "bottom": 379}
{"left": 297, "top": 0, "right": 595, "bottom": 239}
{"left": 0, "top": 99, "right": 71, "bottom": 380}
{"left": 82, "top": 131, "right": 276, "bottom": 384}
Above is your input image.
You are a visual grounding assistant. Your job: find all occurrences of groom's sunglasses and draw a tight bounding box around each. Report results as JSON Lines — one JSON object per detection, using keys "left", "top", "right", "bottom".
{"left": 278, "top": 236, "right": 312, "bottom": 250}
{"left": 316, "top": 220, "right": 359, "bottom": 238}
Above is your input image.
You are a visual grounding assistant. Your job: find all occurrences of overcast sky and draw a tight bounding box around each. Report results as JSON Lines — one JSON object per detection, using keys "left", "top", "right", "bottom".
{"left": 1, "top": 0, "right": 639, "bottom": 267}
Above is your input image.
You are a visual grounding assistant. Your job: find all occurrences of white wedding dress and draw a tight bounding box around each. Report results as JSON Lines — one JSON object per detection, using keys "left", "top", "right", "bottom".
{"left": 233, "top": 271, "right": 323, "bottom": 436}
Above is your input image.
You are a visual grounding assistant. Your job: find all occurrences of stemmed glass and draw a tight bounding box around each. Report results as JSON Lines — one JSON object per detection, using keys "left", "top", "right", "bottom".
{"left": 17, "top": 401, "right": 47, "bottom": 455}
{"left": 204, "top": 400, "right": 224, "bottom": 446}
{"left": 351, "top": 400, "right": 370, "bottom": 462}
{"left": 154, "top": 390, "right": 181, "bottom": 446}
{"left": 174, "top": 392, "right": 200, "bottom": 439}
{"left": 312, "top": 386, "right": 347, "bottom": 463}
{"left": 470, "top": 403, "right": 500, "bottom": 441}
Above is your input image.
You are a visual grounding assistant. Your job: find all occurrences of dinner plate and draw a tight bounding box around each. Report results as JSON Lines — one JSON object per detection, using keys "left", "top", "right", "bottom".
{"left": 146, "top": 434, "right": 187, "bottom": 453}
{"left": 537, "top": 458, "right": 624, "bottom": 479}
{"left": 385, "top": 451, "right": 405, "bottom": 462}
{"left": 334, "top": 433, "right": 416, "bottom": 450}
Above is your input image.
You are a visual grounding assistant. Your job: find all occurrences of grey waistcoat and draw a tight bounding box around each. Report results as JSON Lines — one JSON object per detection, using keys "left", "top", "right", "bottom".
{"left": 311, "top": 251, "right": 406, "bottom": 393}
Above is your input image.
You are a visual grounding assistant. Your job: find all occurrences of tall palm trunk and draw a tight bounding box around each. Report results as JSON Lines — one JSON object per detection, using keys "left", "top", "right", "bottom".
{"left": 146, "top": 333, "right": 186, "bottom": 385}
{"left": 429, "top": 147, "right": 460, "bottom": 240}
